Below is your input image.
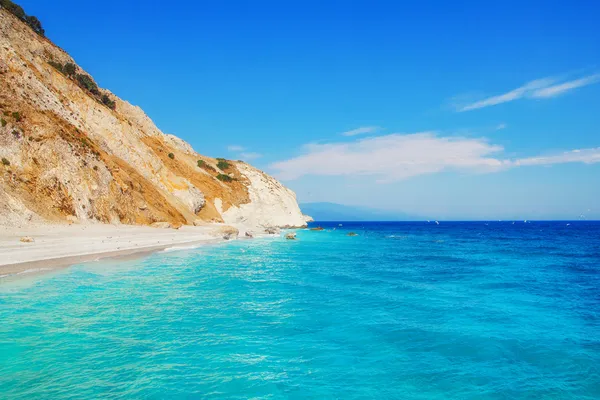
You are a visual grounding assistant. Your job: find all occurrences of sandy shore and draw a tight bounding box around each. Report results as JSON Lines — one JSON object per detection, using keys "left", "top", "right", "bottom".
{"left": 0, "top": 223, "right": 238, "bottom": 278}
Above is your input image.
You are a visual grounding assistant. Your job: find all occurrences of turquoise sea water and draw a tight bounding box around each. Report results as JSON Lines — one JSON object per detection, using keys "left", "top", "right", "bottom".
{"left": 1, "top": 221, "right": 599, "bottom": 399}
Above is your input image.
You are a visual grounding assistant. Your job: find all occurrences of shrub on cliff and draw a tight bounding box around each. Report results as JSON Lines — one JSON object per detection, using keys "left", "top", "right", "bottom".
{"left": 101, "top": 94, "right": 116, "bottom": 110}
{"left": 168, "top": 153, "right": 175, "bottom": 159}
{"left": 216, "top": 158, "right": 230, "bottom": 170}
{"left": 1, "top": 0, "right": 45, "bottom": 37}
{"left": 76, "top": 74, "right": 100, "bottom": 95}
{"left": 216, "top": 173, "right": 234, "bottom": 182}
{"left": 63, "top": 62, "right": 77, "bottom": 76}
{"left": 12, "top": 112, "right": 21, "bottom": 122}
{"left": 1, "top": 118, "right": 6, "bottom": 127}
{"left": 1, "top": 157, "right": 10, "bottom": 166}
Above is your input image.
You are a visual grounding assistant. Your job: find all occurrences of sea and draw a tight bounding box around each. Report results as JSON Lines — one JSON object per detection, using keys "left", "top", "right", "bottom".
{"left": 1, "top": 221, "right": 599, "bottom": 399}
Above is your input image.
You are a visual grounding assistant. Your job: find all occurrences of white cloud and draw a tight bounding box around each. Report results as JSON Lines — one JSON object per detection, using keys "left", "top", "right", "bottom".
{"left": 270, "top": 133, "right": 600, "bottom": 182}
{"left": 271, "top": 132, "right": 507, "bottom": 182}
{"left": 456, "top": 73, "right": 599, "bottom": 112}
{"left": 496, "top": 123, "right": 507, "bottom": 130}
{"left": 514, "top": 148, "right": 600, "bottom": 166}
{"left": 530, "top": 74, "right": 600, "bottom": 98}
{"left": 227, "top": 145, "right": 245, "bottom": 152}
{"left": 342, "top": 126, "right": 381, "bottom": 136}
{"left": 240, "top": 152, "right": 262, "bottom": 160}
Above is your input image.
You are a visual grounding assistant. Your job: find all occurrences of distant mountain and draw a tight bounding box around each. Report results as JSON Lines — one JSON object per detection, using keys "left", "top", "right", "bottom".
{"left": 300, "top": 202, "right": 420, "bottom": 221}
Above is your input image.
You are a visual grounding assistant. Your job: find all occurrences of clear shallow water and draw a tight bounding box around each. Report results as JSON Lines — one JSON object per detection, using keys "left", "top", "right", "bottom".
{"left": 1, "top": 221, "right": 599, "bottom": 399}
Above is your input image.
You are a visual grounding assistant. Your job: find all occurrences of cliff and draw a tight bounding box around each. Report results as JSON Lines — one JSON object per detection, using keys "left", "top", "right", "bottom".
{"left": 0, "top": 7, "right": 305, "bottom": 229}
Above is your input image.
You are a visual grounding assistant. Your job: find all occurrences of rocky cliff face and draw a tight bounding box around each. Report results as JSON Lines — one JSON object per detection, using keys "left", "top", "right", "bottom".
{"left": 0, "top": 9, "right": 305, "bottom": 229}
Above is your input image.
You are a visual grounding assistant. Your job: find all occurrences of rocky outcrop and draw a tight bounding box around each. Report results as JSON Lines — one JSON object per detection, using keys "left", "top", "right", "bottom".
{"left": 0, "top": 8, "right": 305, "bottom": 230}
{"left": 220, "top": 163, "right": 307, "bottom": 229}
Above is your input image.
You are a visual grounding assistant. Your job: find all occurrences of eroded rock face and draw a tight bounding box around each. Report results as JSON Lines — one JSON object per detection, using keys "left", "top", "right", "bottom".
{"left": 0, "top": 9, "right": 306, "bottom": 230}
{"left": 221, "top": 163, "right": 307, "bottom": 229}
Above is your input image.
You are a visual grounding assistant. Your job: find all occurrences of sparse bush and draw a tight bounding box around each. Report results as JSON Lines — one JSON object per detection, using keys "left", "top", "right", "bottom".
{"left": 76, "top": 73, "right": 99, "bottom": 95}
{"left": 1, "top": 118, "right": 6, "bottom": 127}
{"left": 48, "top": 60, "right": 63, "bottom": 72}
{"left": 12, "top": 130, "right": 20, "bottom": 138}
{"left": 216, "top": 173, "right": 234, "bottom": 182}
{"left": 1, "top": 0, "right": 44, "bottom": 37}
{"left": 11, "top": 112, "right": 21, "bottom": 122}
{"left": 63, "top": 62, "right": 76, "bottom": 76}
{"left": 24, "top": 15, "right": 44, "bottom": 36}
{"left": 168, "top": 153, "right": 175, "bottom": 159}
{"left": 101, "top": 94, "right": 116, "bottom": 110}
{"left": 216, "top": 158, "right": 230, "bottom": 170}
{"left": 1, "top": 157, "right": 10, "bottom": 166}
{"left": 197, "top": 160, "right": 205, "bottom": 168}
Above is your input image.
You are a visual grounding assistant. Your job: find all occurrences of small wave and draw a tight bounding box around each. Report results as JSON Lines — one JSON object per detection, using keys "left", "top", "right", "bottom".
{"left": 161, "top": 244, "right": 203, "bottom": 253}
{"left": 16, "top": 268, "right": 53, "bottom": 276}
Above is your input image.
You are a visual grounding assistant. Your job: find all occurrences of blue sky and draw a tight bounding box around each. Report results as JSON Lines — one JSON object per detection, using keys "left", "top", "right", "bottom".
{"left": 20, "top": 0, "right": 600, "bottom": 219}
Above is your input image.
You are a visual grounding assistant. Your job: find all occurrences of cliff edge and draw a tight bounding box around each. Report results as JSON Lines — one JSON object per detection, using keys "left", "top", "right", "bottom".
{"left": 0, "top": 6, "right": 305, "bottom": 229}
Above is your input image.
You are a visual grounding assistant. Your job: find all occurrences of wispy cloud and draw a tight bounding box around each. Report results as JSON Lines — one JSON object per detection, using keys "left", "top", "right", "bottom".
{"left": 495, "top": 123, "right": 507, "bottom": 131}
{"left": 530, "top": 74, "right": 600, "bottom": 98}
{"left": 240, "top": 152, "right": 262, "bottom": 160}
{"left": 227, "top": 145, "right": 245, "bottom": 152}
{"left": 270, "top": 133, "right": 600, "bottom": 183}
{"left": 514, "top": 148, "right": 600, "bottom": 166}
{"left": 342, "top": 126, "right": 381, "bottom": 136}
{"left": 456, "top": 73, "right": 600, "bottom": 112}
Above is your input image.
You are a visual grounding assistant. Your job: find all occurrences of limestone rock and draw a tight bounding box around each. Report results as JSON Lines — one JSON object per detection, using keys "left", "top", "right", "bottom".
{"left": 285, "top": 232, "right": 297, "bottom": 240}
{"left": 151, "top": 222, "right": 172, "bottom": 229}
{"left": 0, "top": 9, "right": 305, "bottom": 231}
{"left": 219, "top": 225, "right": 239, "bottom": 240}
{"left": 264, "top": 227, "right": 280, "bottom": 235}
{"left": 20, "top": 236, "right": 34, "bottom": 243}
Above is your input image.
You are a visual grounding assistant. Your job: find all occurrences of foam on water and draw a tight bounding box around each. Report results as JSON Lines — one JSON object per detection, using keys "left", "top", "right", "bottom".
{"left": 1, "top": 221, "right": 599, "bottom": 398}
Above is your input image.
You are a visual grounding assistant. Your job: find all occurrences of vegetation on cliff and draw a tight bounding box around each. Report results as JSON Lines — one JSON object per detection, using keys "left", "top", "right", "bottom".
{"left": 0, "top": 0, "right": 44, "bottom": 36}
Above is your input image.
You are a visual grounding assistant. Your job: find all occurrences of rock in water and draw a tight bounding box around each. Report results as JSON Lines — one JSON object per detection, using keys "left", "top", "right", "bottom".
{"left": 285, "top": 232, "right": 297, "bottom": 240}
{"left": 347, "top": 232, "right": 358, "bottom": 236}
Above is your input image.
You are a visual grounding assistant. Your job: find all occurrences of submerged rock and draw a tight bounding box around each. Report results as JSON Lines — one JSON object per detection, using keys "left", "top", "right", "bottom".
{"left": 347, "top": 232, "right": 358, "bottom": 236}
{"left": 310, "top": 227, "right": 324, "bottom": 231}
{"left": 264, "top": 227, "right": 280, "bottom": 235}
{"left": 285, "top": 232, "right": 297, "bottom": 240}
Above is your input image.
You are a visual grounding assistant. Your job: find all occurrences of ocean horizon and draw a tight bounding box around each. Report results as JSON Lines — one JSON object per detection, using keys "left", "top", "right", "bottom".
{"left": 1, "top": 221, "right": 599, "bottom": 398}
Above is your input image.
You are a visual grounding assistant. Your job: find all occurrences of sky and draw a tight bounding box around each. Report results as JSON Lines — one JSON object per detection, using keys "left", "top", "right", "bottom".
{"left": 19, "top": 0, "right": 600, "bottom": 220}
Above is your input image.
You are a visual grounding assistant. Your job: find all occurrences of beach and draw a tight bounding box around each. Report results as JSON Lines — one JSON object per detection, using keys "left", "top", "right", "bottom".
{"left": 0, "top": 223, "right": 243, "bottom": 277}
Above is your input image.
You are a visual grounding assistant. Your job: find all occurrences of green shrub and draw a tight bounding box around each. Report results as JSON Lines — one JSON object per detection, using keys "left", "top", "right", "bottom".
{"left": 1, "top": 118, "right": 6, "bottom": 127}
{"left": 216, "top": 158, "right": 230, "bottom": 170}
{"left": 101, "top": 94, "right": 116, "bottom": 110}
{"left": 11, "top": 112, "right": 21, "bottom": 122}
{"left": 24, "top": 15, "right": 44, "bottom": 36}
{"left": 48, "top": 61, "right": 63, "bottom": 72}
{"left": 63, "top": 62, "right": 76, "bottom": 76}
{"left": 168, "top": 153, "right": 175, "bottom": 159}
{"left": 1, "top": 0, "right": 44, "bottom": 36}
{"left": 197, "top": 160, "right": 206, "bottom": 168}
{"left": 216, "top": 173, "right": 234, "bottom": 182}
{"left": 76, "top": 74, "right": 99, "bottom": 95}
{"left": 1, "top": 157, "right": 10, "bottom": 166}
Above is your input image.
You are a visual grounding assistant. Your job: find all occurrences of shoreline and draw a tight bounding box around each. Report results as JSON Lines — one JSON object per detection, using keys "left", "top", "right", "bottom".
{"left": 0, "top": 223, "right": 253, "bottom": 279}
